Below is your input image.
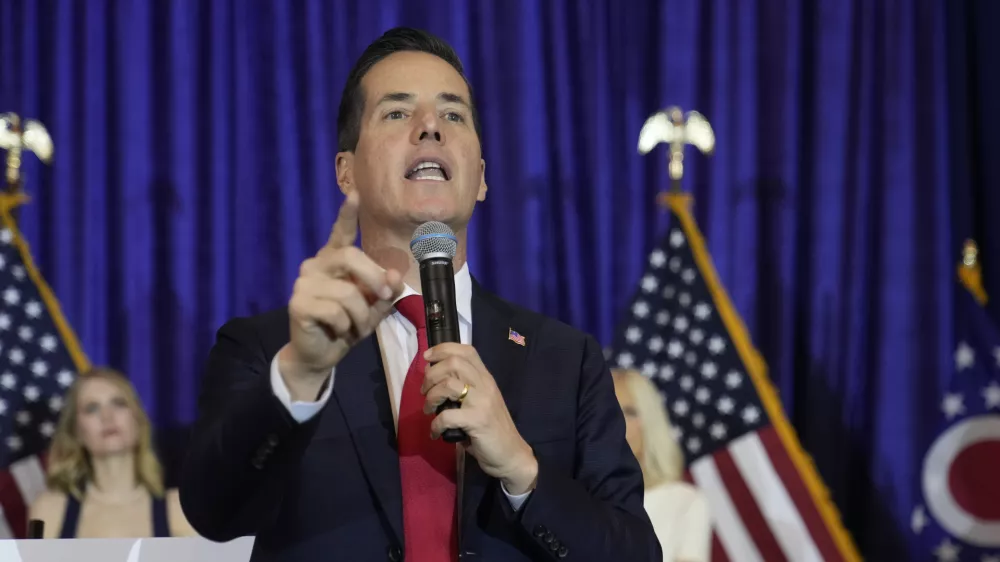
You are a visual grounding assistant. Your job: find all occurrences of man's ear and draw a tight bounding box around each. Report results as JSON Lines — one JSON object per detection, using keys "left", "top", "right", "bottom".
{"left": 476, "top": 158, "right": 487, "bottom": 202}
{"left": 336, "top": 152, "right": 354, "bottom": 195}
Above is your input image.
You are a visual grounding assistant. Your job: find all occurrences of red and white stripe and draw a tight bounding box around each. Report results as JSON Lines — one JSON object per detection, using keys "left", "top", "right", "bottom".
{"left": 688, "top": 428, "right": 844, "bottom": 562}
{"left": 0, "top": 455, "right": 47, "bottom": 538}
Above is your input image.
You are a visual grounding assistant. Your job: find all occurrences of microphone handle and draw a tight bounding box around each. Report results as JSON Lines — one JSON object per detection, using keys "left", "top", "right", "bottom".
{"left": 420, "top": 257, "right": 467, "bottom": 443}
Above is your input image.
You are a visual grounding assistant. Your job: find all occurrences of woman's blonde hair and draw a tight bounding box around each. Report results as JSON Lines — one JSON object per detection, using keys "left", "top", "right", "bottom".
{"left": 45, "top": 367, "right": 164, "bottom": 500}
{"left": 612, "top": 368, "right": 686, "bottom": 488}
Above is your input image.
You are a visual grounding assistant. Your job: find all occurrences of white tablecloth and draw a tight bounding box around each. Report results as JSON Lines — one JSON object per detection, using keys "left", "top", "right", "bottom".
{"left": 0, "top": 536, "right": 254, "bottom": 561}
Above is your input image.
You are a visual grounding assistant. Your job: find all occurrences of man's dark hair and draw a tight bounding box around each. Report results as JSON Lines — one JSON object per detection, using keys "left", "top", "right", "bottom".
{"left": 336, "top": 27, "right": 482, "bottom": 153}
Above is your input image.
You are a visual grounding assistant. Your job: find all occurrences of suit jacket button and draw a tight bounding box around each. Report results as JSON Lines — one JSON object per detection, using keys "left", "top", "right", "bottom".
{"left": 549, "top": 540, "right": 561, "bottom": 552}
{"left": 544, "top": 531, "right": 555, "bottom": 544}
{"left": 557, "top": 546, "right": 569, "bottom": 558}
{"left": 387, "top": 545, "right": 402, "bottom": 561}
{"left": 533, "top": 524, "right": 546, "bottom": 537}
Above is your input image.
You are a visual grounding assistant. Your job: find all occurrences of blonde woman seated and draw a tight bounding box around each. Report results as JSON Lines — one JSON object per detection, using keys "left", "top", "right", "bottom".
{"left": 28, "top": 367, "right": 196, "bottom": 538}
{"left": 613, "top": 368, "right": 711, "bottom": 562}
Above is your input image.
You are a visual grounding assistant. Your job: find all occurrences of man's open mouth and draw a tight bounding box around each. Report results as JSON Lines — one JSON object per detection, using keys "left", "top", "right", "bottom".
{"left": 405, "top": 160, "right": 450, "bottom": 181}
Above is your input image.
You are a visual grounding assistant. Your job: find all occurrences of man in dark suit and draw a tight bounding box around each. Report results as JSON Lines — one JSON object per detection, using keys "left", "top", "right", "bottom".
{"left": 179, "top": 27, "right": 661, "bottom": 562}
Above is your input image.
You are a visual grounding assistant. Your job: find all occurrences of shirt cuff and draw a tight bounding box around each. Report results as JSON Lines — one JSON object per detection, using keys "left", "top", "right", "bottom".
{"left": 270, "top": 354, "right": 334, "bottom": 423}
{"left": 501, "top": 482, "right": 533, "bottom": 512}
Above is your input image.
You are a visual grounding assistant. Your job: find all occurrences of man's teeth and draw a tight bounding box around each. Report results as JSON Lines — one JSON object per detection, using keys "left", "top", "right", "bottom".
{"left": 408, "top": 161, "right": 447, "bottom": 180}
{"left": 410, "top": 168, "right": 447, "bottom": 181}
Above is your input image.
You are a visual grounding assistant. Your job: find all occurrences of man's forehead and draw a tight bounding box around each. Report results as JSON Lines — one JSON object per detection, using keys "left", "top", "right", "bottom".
{"left": 361, "top": 51, "right": 470, "bottom": 103}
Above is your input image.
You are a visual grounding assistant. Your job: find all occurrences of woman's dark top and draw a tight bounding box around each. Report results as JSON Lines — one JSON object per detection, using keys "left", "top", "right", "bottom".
{"left": 58, "top": 489, "right": 170, "bottom": 538}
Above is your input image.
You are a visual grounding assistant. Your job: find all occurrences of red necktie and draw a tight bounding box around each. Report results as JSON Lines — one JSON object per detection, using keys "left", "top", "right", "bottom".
{"left": 394, "top": 295, "right": 458, "bottom": 562}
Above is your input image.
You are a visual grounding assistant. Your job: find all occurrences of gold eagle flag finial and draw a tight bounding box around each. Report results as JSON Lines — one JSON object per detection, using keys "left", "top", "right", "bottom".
{"left": 0, "top": 112, "right": 54, "bottom": 193}
{"left": 637, "top": 106, "right": 715, "bottom": 192}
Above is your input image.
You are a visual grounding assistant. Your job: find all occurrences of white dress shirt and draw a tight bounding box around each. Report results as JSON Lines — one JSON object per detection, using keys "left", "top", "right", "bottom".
{"left": 270, "top": 263, "right": 531, "bottom": 510}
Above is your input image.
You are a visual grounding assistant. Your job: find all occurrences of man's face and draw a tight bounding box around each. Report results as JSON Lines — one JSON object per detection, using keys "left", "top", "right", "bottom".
{"left": 337, "top": 51, "right": 487, "bottom": 238}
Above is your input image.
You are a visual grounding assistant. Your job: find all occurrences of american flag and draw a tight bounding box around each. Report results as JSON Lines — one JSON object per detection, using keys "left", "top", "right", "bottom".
{"left": 608, "top": 193, "right": 860, "bottom": 562}
{"left": 907, "top": 263, "right": 1000, "bottom": 562}
{"left": 0, "top": 193, "right": 86, "bottom": 538}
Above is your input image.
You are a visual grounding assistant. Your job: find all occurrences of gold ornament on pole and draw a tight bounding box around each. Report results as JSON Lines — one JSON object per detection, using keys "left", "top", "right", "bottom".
{"left": 0, "top": 112, "right": 54, "bottom": 193}
{"left": 637, "top": 106, "right": 715, "bottom": 192}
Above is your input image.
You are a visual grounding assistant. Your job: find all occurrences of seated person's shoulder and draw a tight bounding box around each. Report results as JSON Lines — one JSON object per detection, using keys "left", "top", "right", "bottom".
{"left": 28, "top": 490, "right": 68, "bottom": 538}
{"left": 164, "top": 488, "right": 199, "bottom": 537}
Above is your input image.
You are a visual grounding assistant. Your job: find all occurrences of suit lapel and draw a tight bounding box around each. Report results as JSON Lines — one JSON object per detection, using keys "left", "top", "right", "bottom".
{"left": 331, "top": 335, "right": 404, "bottom": 545}
{"left": 462, "top": 280, "right": 531, "bottom": 542}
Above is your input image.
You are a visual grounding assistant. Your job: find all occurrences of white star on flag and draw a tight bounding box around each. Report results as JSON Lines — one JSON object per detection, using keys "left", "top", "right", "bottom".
{"left": 25, "top": 301, "right": 42, "bottom": 318}
{"left": 632, "top": 301, "right": 650, "bottom": 318}
{"left": 626, "top": 326, "right": 642, "bottom": 343}
{"left": 983, "top": 381, "right": 1000, "bottom": 410}
{"left": 709, "top": 422, "right": 727, "bottom": 440}
{"left": 708, "top": 336, "right": 726, "bottom": 354}
{"left": 40, "top": 422, "right": 55, "bottom": 437}
{"left": 694, "top": 302, "right": 711, "bottom": 320}
{"left": 58, "top": 369, "right": 75, "bottom": 387}
{"left": 678, "top": 292, "right": 692, "bottom": 307}
{"left": 11, "top": 266, "right": 24, "bottom": 280}
{"left": 911, "top": 505, "right": 927, "bottom": 534}
{"left": 726, "top": 370, "right": 743, "bottom": 389}
{"left": 39, "top": 334, "right": 57, "bottom": 352}
{"left": 641, "top": 275, "right": 658, "bottom": 293}
{"left": 616, "top": 352, "right": 635, "bottom": 368}
{"left": 717, "top": 396, "right": 735, "bottom": 414}
{"left": 655, "top": 311, "right": 670, "bottom": 326}
{"left": 670, "top": 229, "right": 685, "bottom": 248}
{"left": 669, "top": 257, "right": 682, "bottom": 272}
{"left": 0, "top": 228, "right": 11, "bottom": 244}
{"left": 701, "top": 362, "right": 718, "bottom": 379}
{"left": 649, "top": 250, "right": 666, "bottom": 268}
{"left": 3, "top": 288, "right": 19, "bottom": 306}
{"left": 742, "top": 406, "right": 761, "bottom": 424}
{"left": 686, "top": 437, "right": 701, "bottom": 453}
{"left": 668, "top": 340, "right": 684, "bottom": 358}
{"left": 673, "top": 399, "right": 690, "bottom": 417}
{"left": 955, "top": 341, "right": 975, "bottom": 370}
{"left": 0, "top": 313, "right": 9, "bottom": 329}
{"left": 695, "top": 387, "right": 711, "bottom": 404}
{"left": 692, "top": 412, "right": 705, "bottom": 428}
{"left": 942, "top": 393, "right": 966, "bottom": 419}
{"left": 673, "top": 316, "right": 689, "bottom": 332}
{"left": 647, "top": 336, "right": 664, "bottom": 353}
{"left": 690, "top": 329, "right": 704, "bottom": 344}
{"left": 934, "top": 538, "right": 960, "bottom": 562}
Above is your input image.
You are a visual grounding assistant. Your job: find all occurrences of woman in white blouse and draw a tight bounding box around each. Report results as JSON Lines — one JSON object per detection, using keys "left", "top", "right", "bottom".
{"left": 612, "top": 368, "right": 712, "bottom": 562}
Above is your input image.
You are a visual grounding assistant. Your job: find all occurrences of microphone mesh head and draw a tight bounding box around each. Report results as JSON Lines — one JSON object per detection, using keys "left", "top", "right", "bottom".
{"left": 410, "top": 221, "right": 458, "bottom": 261}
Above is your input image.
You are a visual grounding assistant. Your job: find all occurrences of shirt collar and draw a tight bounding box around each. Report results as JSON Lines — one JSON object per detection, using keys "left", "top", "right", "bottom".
{"left": 394, "top": 261, "right": 472, "bottom": 324}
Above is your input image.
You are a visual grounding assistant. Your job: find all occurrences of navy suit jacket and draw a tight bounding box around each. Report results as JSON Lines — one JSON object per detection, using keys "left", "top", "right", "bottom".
{"left": 180, "top": 279, "right": 662, "bottom": 561}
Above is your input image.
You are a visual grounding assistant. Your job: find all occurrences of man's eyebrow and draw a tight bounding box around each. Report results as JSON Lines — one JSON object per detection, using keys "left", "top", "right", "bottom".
{"left": 376, "top": 92, "right": 415, "bottom": 105}
{"left": 438, "top": 92, "right": 470, "bottom": 108}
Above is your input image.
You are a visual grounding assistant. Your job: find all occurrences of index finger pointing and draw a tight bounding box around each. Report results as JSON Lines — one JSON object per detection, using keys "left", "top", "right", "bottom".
{"left": 327, "top": 191, "right": 360, "bottom": 249}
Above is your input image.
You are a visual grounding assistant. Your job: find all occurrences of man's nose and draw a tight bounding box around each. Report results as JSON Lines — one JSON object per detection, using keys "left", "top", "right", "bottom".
{"left": 411, "top": 110, "right": 444, "bottom": 144}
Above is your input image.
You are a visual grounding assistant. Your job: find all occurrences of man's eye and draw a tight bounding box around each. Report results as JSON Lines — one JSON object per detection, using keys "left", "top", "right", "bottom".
{"left": 444, "top": 112, "right": 465, "bottom": 123}
{"left": 386, "top": 110, "right": 405, "bottom": 120}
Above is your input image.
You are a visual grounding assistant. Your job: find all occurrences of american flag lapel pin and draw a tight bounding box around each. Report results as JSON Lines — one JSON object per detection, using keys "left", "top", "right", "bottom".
{"left": 508, "top": 328, "right": 526, "bottom": 346}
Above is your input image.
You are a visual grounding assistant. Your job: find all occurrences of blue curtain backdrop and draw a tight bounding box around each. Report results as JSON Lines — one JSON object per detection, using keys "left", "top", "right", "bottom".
{"left": 1, "top": 0, "right": 998, "bottom": 559}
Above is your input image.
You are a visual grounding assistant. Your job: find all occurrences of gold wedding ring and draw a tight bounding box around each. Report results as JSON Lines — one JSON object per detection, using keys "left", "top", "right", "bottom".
{"left": 457, "top": 383, "right": 470, "bottom": 403}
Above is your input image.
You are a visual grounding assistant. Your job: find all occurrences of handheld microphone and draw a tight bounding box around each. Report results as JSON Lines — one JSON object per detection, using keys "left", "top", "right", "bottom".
{"left": 410, "top": 221, "right": 467, "bottom": 443}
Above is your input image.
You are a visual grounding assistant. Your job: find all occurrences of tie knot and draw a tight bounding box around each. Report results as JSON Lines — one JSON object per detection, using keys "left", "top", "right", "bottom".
{"left": 394, "top": 294, "right": 426, "bottom": 330}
